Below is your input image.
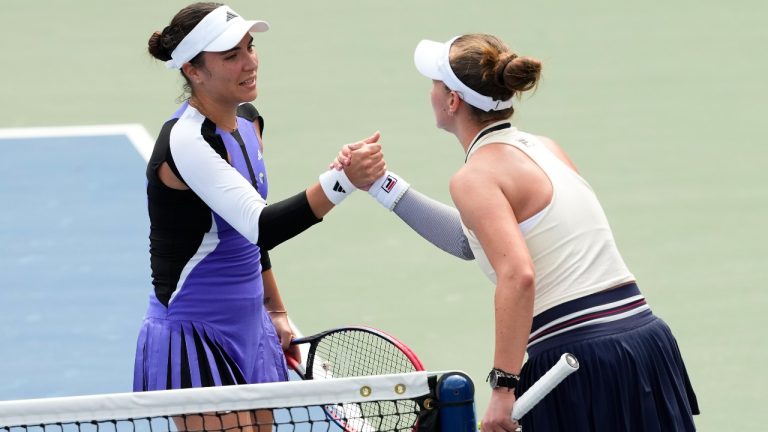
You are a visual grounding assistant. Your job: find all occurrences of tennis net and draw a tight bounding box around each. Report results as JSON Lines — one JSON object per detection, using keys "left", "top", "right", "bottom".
{"left": 0, "top": 371, "right": 476, "bottom": 432}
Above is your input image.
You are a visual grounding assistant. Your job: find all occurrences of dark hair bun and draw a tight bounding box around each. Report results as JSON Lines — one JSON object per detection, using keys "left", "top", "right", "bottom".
{"left": 147, "top": 29, "right": 173, "bottom": 61}
{"left": 496, "top": 54, "right": 542, "bottom": 93}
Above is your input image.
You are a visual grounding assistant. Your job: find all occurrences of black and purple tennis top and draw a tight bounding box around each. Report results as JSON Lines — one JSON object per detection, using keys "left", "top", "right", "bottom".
{"left": 134, "top": 102, "right": 318, "bottom": 391}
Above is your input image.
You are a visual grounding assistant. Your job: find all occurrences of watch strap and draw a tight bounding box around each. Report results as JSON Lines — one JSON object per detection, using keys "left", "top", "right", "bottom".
{"left": 488, "top": 367, "right": 520, "bottom": 390}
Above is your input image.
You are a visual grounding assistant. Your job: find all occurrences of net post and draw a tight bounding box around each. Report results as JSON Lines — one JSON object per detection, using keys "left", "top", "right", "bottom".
{"left": 436, "top": 372, "right": 476, "bottom": 432}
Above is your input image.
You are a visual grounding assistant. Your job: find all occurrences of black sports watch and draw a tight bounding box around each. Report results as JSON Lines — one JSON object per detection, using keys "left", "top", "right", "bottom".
{"left": 487, "top": 368, "right": 520, "bottom": 391}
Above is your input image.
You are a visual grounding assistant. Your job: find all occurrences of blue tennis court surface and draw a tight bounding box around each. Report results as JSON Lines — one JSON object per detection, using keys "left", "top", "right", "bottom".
{"left": 0, "top": 129, "right": 152, "bottom": 399}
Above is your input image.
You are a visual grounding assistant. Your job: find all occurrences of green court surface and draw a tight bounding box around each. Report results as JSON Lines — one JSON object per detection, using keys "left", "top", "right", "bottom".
{"left": 1, "top": 1, "right": 766, "bottom": 430}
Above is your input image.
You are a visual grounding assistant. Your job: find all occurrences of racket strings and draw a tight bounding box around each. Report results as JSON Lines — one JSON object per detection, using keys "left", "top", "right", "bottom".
{"left": 311, "top": 331, "right": 417, "bottom": 378}
{"left": 309, "top": 330, "right": 421, "bottom": 431}
{"left": 324, "top": 400, "right": 418, "bottom": 432}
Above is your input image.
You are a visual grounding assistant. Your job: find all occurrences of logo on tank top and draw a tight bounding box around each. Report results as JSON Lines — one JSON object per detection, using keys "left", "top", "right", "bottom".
{"left": 515, "top": 137, "right": 533, "bottom": 147}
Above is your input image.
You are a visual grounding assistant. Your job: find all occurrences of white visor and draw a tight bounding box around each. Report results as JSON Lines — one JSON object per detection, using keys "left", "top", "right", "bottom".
{"left": 166, "top": 5, "right": 269, "bottom": 70}
{"left": 414, "top": 36, "right": 514, "bottom": 112}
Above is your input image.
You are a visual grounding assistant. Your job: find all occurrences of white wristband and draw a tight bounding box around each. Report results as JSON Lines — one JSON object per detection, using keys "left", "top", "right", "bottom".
{"left": 319, "top": 169, "right": 357, "bottom": 205}
{"left": 368, "top": 171, "right": 410, "bottom": 211}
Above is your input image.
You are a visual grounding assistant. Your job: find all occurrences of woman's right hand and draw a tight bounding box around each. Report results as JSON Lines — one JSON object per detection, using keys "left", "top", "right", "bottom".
{"left": 339, "top": 132, "right": 386, "bottom": 190}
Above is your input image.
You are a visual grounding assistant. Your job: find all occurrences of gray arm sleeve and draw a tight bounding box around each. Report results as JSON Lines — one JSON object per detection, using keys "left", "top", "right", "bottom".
{"left": 392, "top": 188, "right": 475, "bottom": 260}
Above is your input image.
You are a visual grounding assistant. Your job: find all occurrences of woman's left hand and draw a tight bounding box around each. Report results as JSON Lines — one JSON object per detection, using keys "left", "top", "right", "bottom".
{"left": 338, "top": 132, "right": 386, "bottom": 190}
{"left": 269, "top": 312, "right": 301, "bottom": 361}
{"left": 330, "top": 143, "right": 356, "bottom": 170}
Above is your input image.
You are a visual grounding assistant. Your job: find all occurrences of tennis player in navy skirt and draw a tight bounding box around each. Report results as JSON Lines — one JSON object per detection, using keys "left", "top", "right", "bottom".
{"left": 338, "top": 33, "right": 699, "bottom": 431}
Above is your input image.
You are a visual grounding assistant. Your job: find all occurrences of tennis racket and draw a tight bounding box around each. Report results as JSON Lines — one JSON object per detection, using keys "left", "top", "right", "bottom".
{"left": 287, "top": 325, "right": 425, "bottom": 379}
{"left": 284, "top": 326, "right": 425, "bottom": 432}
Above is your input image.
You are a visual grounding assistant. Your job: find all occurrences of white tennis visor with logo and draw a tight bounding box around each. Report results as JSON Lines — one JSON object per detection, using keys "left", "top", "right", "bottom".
{"left": 414, "top": 36, "right": 513, "bottom": 112}
{"left": 166, "top": 5, "right": 269, "bottom": 70}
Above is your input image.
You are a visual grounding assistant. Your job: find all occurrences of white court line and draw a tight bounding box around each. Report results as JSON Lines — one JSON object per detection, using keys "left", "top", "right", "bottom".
{"left": 0, "top": 123, "right": 308, "bottom": 367}
{"left": 0, "top": 124, "right": 155, "bottom": 163}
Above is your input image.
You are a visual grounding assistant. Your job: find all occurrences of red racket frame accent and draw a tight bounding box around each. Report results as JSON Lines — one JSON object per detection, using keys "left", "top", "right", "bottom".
{"left": 352, "top": 325, "right": 425, "bottom": 371}
{"left": 285, "top": 354, "right": 304, "bottom": 377}
{"left": 283, "top": 326, "right": 424, "bottom": 432}
{"left": 286, "top": 325, "right": 425, "bottom": 377}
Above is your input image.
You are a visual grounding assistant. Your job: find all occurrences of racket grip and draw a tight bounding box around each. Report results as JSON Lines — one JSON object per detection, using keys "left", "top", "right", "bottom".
{"left": 511, "top": 353, "right": 579, "bottom": 421}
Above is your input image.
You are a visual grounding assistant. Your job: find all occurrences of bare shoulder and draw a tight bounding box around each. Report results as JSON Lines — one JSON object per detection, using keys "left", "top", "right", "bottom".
{"left": 449, "top": 162, "right": 488, "bottom": 198}
{"left": 453, "top": 143, "right": 523, "bottom": 193}
{"left": 449, "top": 164, "right": 475, "bottom": 193}
{"left": 537, "top": 135, "right": 579, "bottom": 173}
{"left": 158, "top": 162, "right": 189, "bottom": 190}
{"left": 254, "top": 120, "right": 264, "bottom": 152}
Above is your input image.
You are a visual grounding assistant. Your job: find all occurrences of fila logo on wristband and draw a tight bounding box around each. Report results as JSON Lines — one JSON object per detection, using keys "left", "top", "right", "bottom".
{"left": 368, "top": 171, "right": 410, "bottom": 211}
{"left": 381, "top": 175, "right": 397, "bottom": 193}
{"left": 333, "top": 182, "right": 347, "bottom": 193}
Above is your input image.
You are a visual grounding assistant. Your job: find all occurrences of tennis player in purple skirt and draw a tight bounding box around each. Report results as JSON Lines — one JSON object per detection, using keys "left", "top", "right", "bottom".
{"left": 338, "top": 33, "right": 700, "bottom": 431}
{"left": 134, "top": 3, "right": 385, "bottom": 393}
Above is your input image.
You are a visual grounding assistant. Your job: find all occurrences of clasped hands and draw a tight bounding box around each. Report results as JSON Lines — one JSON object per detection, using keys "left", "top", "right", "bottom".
{"left": 332, "top": 131, "right": 386, "bottom": 190}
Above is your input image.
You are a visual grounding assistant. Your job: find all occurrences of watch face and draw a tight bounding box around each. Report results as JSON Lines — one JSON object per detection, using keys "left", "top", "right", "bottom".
{"left": 488, "top": 369, "right": 518, "bottom": 389}
{"left": 489, "top": 371, "right": 499, "bottom": 388}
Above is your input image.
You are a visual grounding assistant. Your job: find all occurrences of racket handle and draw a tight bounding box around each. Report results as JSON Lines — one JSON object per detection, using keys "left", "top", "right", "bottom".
{"left": 285, "top": 354, "right": 306, "bottom": 378}
{"left": 511, "top": 353, "right": 579, "bottom": 421}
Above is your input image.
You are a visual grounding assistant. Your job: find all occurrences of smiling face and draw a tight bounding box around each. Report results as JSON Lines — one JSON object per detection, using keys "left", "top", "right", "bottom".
{"left": 191, "top": 33, "right": 260, "bottom": 105}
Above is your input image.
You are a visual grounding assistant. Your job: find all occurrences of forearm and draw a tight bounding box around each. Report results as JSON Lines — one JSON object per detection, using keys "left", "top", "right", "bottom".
{"left": 392, "top": 188, "right": 474, "bottom": 260}
{"left": 258, "top": 167, "right": 362, "bottom": 249}
{"left": 306, "top": 183, "right": 336, "bottom": 219}
{"left": 258, "top": 191, "right": 322, "bottom": 250}
{"left": 363, "top": 171, "right": 474, "bottom": 259}
{"left": 493, "top": 276, "right": 535, "bottom": 374}
{"left": 254, "top": 167, "right": 362, "bottom": 249}
{"left": 262, "top": 268, "right": 286, "bottom": 312}
{"left": 262, "top": 267, "right": 297, "bottom": 352}
{"left": 303, "top": 166, "right": 368, "bottom": 219}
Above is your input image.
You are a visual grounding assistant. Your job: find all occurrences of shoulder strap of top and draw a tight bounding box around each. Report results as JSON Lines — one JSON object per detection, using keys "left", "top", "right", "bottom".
{"left": 237, "top": 103, "right": 264, "bottom": 136}
{"left": 465, "top": 121, "right": 512, "bottom": 162}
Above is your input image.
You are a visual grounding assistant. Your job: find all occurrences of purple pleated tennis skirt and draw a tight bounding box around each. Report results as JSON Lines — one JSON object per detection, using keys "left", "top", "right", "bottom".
{"left": 516, "top": 283, "right": 699, "bottom": 431}
{"left": 133, "top": 291, "right": 288, "bottom": 391}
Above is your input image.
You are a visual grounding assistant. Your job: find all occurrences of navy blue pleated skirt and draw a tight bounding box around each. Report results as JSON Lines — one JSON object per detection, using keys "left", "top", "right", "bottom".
{"left": 516, "top": 283, "right": 699, "bottom": 431}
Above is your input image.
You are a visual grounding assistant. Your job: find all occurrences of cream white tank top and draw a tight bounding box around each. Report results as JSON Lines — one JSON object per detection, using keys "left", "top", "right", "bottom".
{"left": 461, "top": 121, "right": 635, "bottom": 316}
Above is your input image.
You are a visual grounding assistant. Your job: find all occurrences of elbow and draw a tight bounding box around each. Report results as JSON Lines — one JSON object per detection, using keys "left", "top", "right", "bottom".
{"left": 460, "top": 241, "right": 475, "bottom": 261}
{"left": 256, "top": 235, "right": 276, "bottom": 251}
{"left": 460, "top": 249, "right": 475, "bottom": 261}
{"left": 494, "top": 265, "right": 535, "bottom": 317}
{"left": 496, "top": 266, "right": 535, "bottom": 295}
{"left": 255, "top": 239, "right": 270, "bottom": 250}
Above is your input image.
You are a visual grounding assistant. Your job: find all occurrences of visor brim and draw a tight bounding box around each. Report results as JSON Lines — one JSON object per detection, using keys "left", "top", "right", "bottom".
{"left": 205, "top": 20, "right": 270, "bottom": 52}
{"left": 414, "top": 39, "right": 446, "bottom": 81}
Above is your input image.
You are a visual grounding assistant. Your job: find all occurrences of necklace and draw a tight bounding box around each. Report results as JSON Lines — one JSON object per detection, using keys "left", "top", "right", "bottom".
{"left": 188, "top": 98, "right": 238, "bottom": 133}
